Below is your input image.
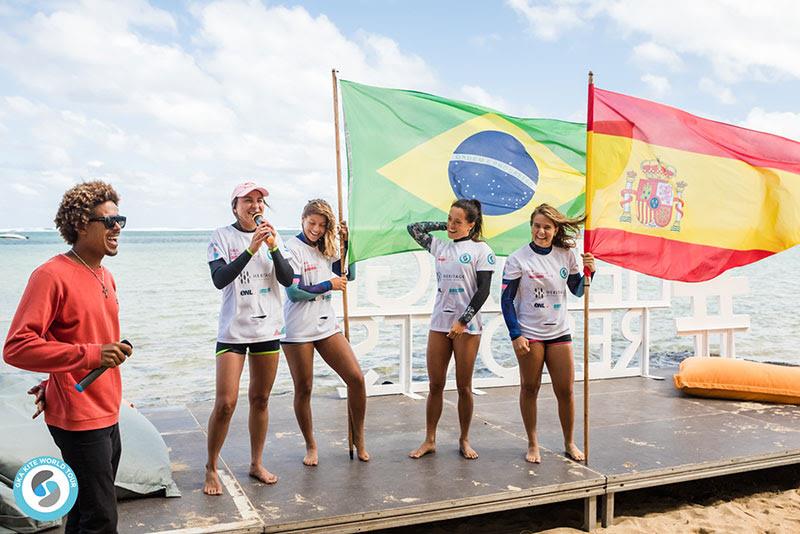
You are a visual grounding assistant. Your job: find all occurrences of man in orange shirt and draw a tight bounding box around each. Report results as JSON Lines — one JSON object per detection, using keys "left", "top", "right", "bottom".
{"left": 4, "top": 181, "right": 132, "bottom": 534}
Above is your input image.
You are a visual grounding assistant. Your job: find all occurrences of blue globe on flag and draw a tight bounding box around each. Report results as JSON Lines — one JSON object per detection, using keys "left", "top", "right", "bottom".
{"left": 448, "top": 130, "right": 539, "bottom": 216}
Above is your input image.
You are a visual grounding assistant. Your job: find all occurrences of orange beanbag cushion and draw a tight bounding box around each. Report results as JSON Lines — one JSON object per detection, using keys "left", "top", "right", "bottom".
{"left": 673, "top": 356, "right": 800, "bottom": 404}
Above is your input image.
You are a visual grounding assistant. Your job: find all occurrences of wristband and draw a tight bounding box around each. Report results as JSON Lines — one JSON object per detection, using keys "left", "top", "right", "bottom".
{"left": 246, "top": 247, "right": 255, "bottom": 256}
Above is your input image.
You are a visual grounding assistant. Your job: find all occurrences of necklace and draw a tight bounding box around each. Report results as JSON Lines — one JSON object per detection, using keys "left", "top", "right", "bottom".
{"left": 69, "top": 249, "right": 108, "bottom": 298}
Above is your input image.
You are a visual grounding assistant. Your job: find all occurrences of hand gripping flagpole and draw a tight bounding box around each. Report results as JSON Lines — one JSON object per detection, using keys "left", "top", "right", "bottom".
{"left": 583, "top": 71, "right": 594, "bottom": 465}
{"left": 331, "top": 68, "right": 355, "bottom": 460}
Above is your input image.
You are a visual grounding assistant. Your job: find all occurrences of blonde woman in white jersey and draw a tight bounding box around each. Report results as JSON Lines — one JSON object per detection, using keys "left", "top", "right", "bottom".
{"left": 282, "top": 199, "right": 369, "bottom": 465}
{"left": 501, "top": 203, "right": 595, "bottom": 464}
{"left": 407, "top": 199, "right": 495, "bottom": 460}
{"left": 204, "top": 182, "right": 294, "bottom": 494}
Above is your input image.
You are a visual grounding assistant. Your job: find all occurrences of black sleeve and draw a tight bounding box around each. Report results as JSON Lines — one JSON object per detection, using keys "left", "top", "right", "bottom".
{"left": 567, "top": 271, "right": 595, "bottom": 297}
{"left": 459, "top": 270, "right": 493, "bottom": 325}
{"left": 271, "top": 248, "right": 294, "bottom": 287}
{"left": 331, "top": 241, "right": 355, "bottom": 280}
{"left": 209, "top": 251, "right": 252, "bottom": 290}
{"left": 407, "top": 221, "right": 447, "bottom": 252}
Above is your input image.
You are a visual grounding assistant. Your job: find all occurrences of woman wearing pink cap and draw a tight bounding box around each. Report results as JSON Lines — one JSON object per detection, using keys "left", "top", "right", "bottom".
{"left": 203, "top": 181, "right": 294, "bottom": 495}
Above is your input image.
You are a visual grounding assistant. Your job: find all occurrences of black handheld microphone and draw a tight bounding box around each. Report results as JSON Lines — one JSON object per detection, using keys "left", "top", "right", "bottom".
{"left": 254, "top": 214, "right": 272, "bottom": 237}
{"left": 75, "top": 339, "right": 132, "bottom": 392}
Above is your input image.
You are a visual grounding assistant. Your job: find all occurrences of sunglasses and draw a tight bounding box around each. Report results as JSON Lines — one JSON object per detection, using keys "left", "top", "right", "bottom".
{"left": 88, "top": 215, "right": 127, "bottom": 229}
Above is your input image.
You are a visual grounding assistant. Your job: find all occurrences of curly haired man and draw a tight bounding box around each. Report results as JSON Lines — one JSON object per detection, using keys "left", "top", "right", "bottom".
{"left": 4, "top": 180, "right": 132, "bottom": 533}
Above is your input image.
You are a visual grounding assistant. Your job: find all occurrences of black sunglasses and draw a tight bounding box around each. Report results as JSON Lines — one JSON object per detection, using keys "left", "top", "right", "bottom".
{"left": 88, "top": 215, "right": 127, "bottom": 229}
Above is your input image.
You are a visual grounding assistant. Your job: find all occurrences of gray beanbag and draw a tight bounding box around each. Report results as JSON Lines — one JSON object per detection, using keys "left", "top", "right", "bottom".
{"left": 0, "top": 374, "right": 180, "bottom": 531}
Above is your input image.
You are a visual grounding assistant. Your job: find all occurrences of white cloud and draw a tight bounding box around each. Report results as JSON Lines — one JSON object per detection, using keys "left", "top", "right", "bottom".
{"left": 0, "top": 0, "right": 440, "bottom": 229}
{"left": 511, "top": 1, "right": 800, "bottom": 83}
{"left": 740, "top": 108, "right": 800, "bottom": 142}
{"left": 640, "top": 74, "right": 670, "bottom": 97}
{"left": 698, "top": 77, "right": 736, "bottom": 105}
{"left": 632, "top": 42, "right": 683, "bottom": 71}
{"left": 604, "top": 0, "right": 800, "bottom": 83}
{"left": 458, "top": 85, "right": 509, "bottom": 112}
{"left": 507, "top": 0, "right": 591, "bottom": 41}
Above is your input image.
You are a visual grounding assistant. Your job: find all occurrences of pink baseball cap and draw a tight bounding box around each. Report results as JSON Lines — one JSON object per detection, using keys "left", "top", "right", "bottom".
{"left": 231, "top": 181, "right": 269, "bottom": 202}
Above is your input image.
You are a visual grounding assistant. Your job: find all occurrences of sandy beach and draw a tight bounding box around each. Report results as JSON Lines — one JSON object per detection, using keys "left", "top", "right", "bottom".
{"left": 381, "top": 465, "right": 800, "bottom": 533}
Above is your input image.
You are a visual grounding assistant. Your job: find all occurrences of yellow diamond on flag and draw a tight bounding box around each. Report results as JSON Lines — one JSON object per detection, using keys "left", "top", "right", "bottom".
{"left": 377, "top": 113, "right": 585, "bottom": 239}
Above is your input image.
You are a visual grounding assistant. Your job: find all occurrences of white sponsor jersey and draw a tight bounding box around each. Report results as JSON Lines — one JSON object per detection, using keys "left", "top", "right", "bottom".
{"left": 503, "top": 244, "right": 580, "bottom": 340}
{"left": 207, "top": 225, "right": 286, "bottom": 343}
{"left": 282, "top": 235, "right": 340, "bottom": 342}
{"left": 429, "top": 237, "right": 495, "bottom": 334}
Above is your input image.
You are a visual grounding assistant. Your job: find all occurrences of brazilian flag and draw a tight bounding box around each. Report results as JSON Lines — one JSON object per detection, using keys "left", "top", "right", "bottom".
{"left": 341, "top": 80, "right": 586, "bottom": 263}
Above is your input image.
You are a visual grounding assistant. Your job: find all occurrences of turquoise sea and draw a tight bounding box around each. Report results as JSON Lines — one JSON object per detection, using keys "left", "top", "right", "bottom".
{"left": 1, "top": 231, "right": 798, "bottom": 408}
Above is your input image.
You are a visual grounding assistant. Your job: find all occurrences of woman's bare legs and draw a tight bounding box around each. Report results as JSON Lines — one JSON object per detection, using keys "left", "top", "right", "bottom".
{"left": 516, "top": 342, "right": 546, "bottom": 463}
{"left": 452, "top": 333, "right": 481, "bottom": 459}
{"left": 204, "top": 352, "right": 246, "bottom": 495}
{"left": 544, "top": 342, "right": 584, "bottom": 461}
{"left": 409, "top": 332, "right": 452, "bottom": 458}
{"left": 315, "top": 333, "right": 369, "bottom": 461}
{"left": 282, "top": 342, "right": 319, "bottom": 465}
{"left": 247, "top": 352, "right": 280, "bottom": 482}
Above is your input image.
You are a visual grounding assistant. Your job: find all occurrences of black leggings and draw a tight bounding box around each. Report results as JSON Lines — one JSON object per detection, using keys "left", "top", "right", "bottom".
{"left": 48, "top": 424, "right": 121, "bottom": 534}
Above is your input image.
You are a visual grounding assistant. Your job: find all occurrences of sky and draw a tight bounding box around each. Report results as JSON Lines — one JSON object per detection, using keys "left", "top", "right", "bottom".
{"left": 1, "top": 0, "right": 800, "bottom": 230}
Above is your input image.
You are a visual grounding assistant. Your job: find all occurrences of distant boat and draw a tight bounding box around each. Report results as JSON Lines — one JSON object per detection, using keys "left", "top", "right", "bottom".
{"left": 0, "top": 233, "right": 28, "bottom": 240}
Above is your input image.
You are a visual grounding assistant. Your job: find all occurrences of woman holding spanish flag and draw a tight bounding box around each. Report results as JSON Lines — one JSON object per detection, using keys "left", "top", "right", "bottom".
{"left": 501, "top": 203, "right": 594, "bottom": 464}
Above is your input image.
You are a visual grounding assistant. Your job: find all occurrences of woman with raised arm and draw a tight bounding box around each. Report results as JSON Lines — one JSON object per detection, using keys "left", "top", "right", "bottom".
{"left": 204, "top": 181, "right": 294, "bottom": 495}
{"left": 282, "top": 199, "right": 369, "bottom": 465}
{"left": 407, "top": 199, "right": 495, "bottom": 460}
{"left": 501, "top": 203, "right": 595, "bottom": 464}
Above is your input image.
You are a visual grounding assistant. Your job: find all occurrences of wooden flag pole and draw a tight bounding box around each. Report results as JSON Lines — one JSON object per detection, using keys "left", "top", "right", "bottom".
{"left": 331, "top": 68, "right": 354, "bottom": 460}
{"left": 583, "top": 71, "right": 594, "bottom": 465}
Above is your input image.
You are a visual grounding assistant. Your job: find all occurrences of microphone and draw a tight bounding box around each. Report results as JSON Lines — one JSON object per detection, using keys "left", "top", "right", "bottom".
{"left": 75, "top": 339, "right": 132, "bottom": 392}
{"left": 254, "top": 214, "right": 272, "bottom": 237}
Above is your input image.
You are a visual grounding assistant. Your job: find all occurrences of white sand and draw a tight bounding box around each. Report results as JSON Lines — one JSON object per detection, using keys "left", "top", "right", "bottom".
{"left": 540, "top": 485, "right": 800, "bottom": 533}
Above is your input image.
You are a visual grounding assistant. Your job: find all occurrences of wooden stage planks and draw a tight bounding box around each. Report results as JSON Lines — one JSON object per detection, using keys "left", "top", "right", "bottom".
{"left": 105, "top": 369, "right": 800, "bottom": 533}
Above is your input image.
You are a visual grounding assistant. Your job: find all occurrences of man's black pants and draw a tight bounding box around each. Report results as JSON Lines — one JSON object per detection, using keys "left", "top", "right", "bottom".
{"left": 48, "top": 424, "right": 121, "bottom": 534}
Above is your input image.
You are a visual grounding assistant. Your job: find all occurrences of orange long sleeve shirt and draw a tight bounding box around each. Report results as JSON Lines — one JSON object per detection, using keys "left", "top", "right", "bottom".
{"left": 4, "top": 254, "right": 122, "bottom": 431}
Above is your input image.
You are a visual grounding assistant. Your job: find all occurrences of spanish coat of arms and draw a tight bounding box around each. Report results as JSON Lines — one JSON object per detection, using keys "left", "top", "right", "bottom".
{"left": 619, "top": 159, "right": 687, "bottom": 231}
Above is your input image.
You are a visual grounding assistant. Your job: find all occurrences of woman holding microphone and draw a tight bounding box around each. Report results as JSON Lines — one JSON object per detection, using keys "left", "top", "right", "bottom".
{"left": 204, "top": 181, "right": 293, "bottom": 494}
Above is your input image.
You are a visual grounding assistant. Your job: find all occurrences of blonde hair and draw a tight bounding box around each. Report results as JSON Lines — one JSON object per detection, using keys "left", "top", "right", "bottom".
{"left": 530, "top": 203, "right": 584, "bottom": 249}
{"left": 55, "top": 181, "right": 119, "bottom": 244}
{"left": 302, "top": 199, "right": 339, "bottom": 258}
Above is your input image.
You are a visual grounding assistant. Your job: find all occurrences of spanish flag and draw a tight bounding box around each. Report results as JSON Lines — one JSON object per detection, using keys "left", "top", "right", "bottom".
{"left": 585, "top": 85, "right": 800, "bottom": 282}
{"left": 341, "top": 80, "right": 587, "bottom": 263}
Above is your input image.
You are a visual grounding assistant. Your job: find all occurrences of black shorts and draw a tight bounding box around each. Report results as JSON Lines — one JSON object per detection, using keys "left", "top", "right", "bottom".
{"left": 215, "top": 339, "right": 281, "bottom": 356}
{"left": 527, "top": 334, "right": 572, "bottom": 345}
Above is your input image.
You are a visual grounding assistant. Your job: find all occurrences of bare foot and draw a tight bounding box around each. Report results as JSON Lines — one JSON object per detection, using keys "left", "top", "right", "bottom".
{"left": 249, "top": 464, "right": 278, "bottom": 485}
{"left": 408, "top": 440, "right": 436, "bottom": 459}
{"left": 459, "top": 439, "right": 478, "bottom": 460}
{"left": 354, "top": 438, "right": 370, "bottom": 462}
{"left": 303, "top": 447, "right": 319, "bottom": 466}
{"left": 565, "top": 442, "right": 585, "bottom": 462}
{"left": 525, "top": 443, "right": 541, "bottom": 464}
{"left": 203, "top": 466, "right": 223, "bottom": 496}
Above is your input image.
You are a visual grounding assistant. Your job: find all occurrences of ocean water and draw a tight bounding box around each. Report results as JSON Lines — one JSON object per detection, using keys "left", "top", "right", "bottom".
{"left": 1, "top": 230, "right": 798, "bottom": 408}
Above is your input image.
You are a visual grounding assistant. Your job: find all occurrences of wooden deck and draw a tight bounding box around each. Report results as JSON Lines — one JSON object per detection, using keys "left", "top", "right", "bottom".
{"left": 93, "top": 368, "right": 800, "bottom": 532}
